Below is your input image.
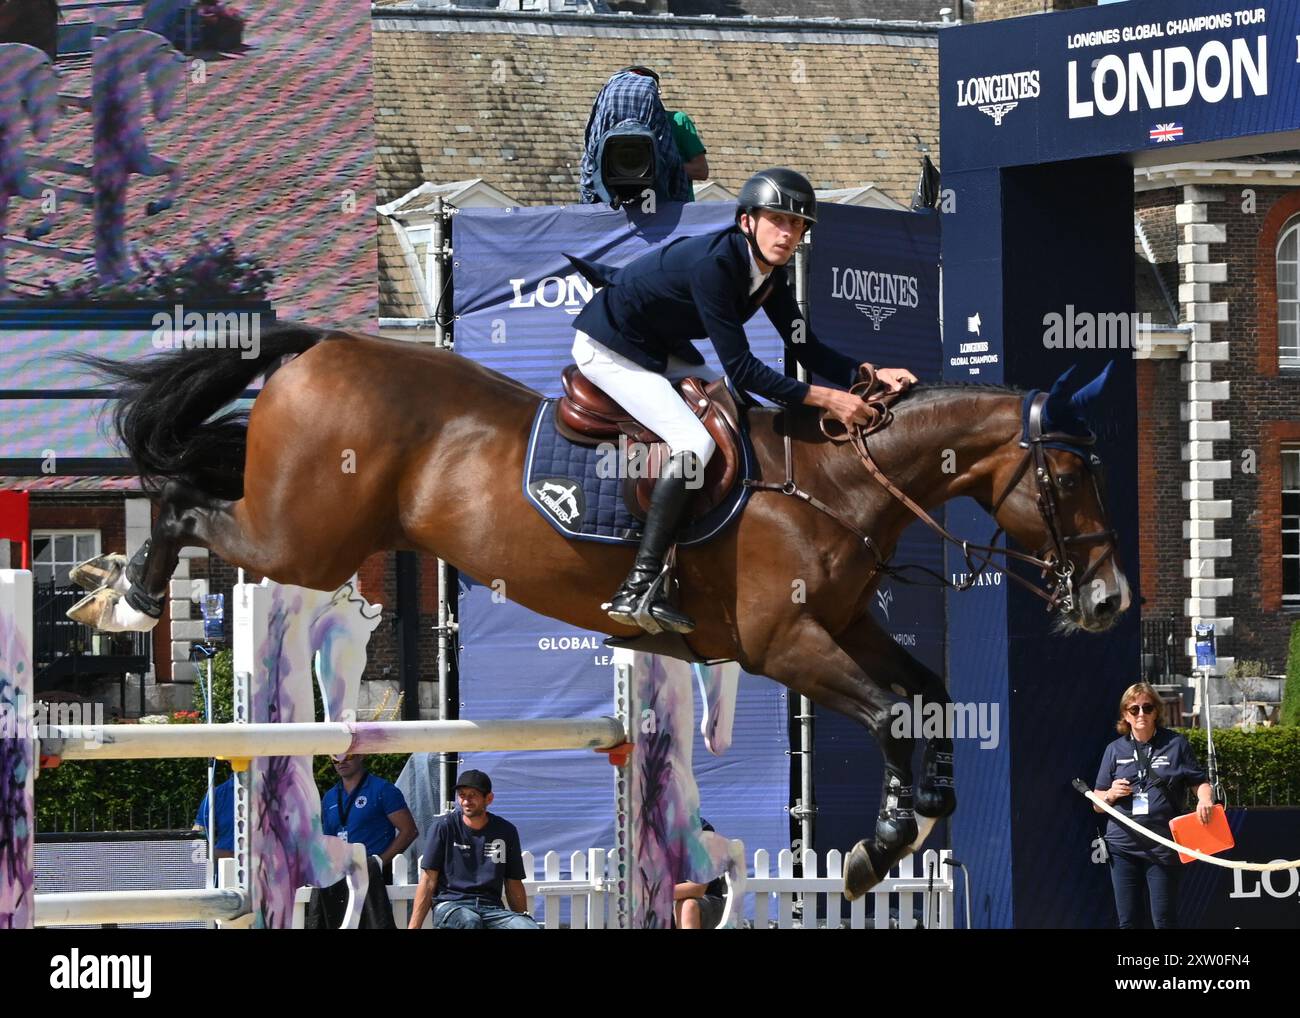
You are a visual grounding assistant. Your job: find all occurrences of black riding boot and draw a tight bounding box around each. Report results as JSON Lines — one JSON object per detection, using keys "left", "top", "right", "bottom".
{"left": 604, "top": 451, "right": 700, "bottom": 634}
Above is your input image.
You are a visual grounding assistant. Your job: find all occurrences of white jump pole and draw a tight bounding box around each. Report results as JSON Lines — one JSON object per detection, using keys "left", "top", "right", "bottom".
{"left": 42, "top": 717, "right": 626, "bottom": 760}
{"left": 35, "top": 888, "right": 247, "bottom": 927}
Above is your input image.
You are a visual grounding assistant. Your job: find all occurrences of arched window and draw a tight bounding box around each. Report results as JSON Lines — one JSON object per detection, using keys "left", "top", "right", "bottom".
{"left": 1280, "top": 217, "right": 1300, "bottom": 369}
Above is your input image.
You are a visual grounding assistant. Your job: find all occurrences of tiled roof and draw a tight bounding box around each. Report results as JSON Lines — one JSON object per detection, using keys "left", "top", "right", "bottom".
{"left": 4, "top": 0, "right": 378, "bottom": 330}
{"left": 372, "top": 7, "right": 939, "bottom": 317}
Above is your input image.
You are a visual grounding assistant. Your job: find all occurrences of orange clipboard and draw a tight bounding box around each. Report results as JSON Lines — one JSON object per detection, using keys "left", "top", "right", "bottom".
{"left": 1168, "top": 804, "right": 1234, "bottom": 864}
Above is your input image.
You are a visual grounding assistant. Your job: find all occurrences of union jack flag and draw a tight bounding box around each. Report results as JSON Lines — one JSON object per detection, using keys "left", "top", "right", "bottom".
{"left": 1149, "top": 123, "right": 1184, "bottom": 143}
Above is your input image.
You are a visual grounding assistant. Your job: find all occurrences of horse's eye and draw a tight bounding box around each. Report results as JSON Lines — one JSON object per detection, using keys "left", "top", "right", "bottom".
{"left": 1057, "top": 473, "right": 1079, "bottom": 493}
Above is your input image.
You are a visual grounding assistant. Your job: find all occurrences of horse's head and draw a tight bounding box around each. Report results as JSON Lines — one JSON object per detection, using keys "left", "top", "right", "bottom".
{"left": 987, "top": 363, "right": 1130, "bottom": 633}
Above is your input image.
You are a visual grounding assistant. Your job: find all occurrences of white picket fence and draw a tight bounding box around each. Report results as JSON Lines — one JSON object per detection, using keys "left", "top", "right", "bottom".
{"left": 293, "top": 846, "right": 955, "bottom": 929}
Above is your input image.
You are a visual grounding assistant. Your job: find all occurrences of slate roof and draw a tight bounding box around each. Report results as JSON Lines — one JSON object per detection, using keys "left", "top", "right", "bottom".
{"left": 372, "top": 6, "right": 939, "bottom": 317}
{"left": 3, "top": 0, "right": 378, "bottom": 330}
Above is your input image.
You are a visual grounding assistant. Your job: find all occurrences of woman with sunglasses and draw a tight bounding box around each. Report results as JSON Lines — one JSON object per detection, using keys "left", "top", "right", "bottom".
{"left": 1093, "top": 682, "right": 1215, "bottom": 929}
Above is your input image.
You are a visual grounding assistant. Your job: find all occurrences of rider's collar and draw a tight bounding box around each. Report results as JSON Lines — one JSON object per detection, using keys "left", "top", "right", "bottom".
{"left": 1021, "top": 390, "right": 1096, "bottom": 458}
{"left": 744, "top": 244, "right": 769, "bottom": 295}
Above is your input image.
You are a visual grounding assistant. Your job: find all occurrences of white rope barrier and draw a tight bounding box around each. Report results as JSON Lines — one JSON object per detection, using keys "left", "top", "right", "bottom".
{"left": 1072, "top": 779, "right": 1300, "bottom": 872}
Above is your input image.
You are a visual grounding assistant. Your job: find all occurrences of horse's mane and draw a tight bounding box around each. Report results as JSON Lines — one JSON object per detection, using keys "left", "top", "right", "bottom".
{"left": 893, "top": 382, "right": 1025, "bottom": 408}
{"left": 761, "top": 382, "right": 1023, "bottom": 425}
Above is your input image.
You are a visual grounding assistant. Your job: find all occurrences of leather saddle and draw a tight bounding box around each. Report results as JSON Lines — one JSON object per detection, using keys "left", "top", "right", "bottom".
{"left": 555, "top": 364, "right": 744, "bottom": 518}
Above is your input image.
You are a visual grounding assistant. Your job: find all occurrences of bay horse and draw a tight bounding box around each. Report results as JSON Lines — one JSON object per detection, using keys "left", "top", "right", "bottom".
{"left": 70, "top": 322, "right": 1129, "bottom": 898}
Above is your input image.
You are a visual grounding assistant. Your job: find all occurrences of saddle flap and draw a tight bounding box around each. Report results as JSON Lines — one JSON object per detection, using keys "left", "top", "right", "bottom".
{"left": 626, "top": 375, "right": 742, "bottom": 520}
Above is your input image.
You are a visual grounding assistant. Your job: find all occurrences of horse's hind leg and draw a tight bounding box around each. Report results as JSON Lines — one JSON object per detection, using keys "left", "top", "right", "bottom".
{"left": 68, "top": 480, "right": 263, "bottom": 633}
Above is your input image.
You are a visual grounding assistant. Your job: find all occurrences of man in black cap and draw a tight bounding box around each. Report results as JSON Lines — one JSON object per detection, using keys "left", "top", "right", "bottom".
{"left": 408, "top": 769, "right": 539, "bottom": 929}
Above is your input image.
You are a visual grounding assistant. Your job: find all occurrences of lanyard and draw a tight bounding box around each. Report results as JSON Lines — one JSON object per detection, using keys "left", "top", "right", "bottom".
{"left": 1131, "top": 737, "right": 1153, "bottom": 790}
{"left": 338, "top": 775, "right": 367, "bottom": 828}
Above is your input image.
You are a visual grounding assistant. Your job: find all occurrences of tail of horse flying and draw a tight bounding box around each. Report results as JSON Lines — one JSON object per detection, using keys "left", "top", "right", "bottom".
{"left": 75, "top": 323, "right": 330, "bottom": 499}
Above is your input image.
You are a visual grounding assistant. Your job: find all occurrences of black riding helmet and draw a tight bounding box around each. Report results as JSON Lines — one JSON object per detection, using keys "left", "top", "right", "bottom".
{"left": 735, "top": 167, "right": 817, "bottom": 264}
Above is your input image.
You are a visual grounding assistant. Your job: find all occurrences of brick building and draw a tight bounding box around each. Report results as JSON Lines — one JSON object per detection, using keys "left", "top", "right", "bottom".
{"left": 1135, "top": 164, "right": 1300, "bottom": 675}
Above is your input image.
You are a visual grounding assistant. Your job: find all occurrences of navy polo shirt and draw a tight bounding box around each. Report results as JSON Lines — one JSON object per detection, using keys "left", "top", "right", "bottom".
{"left": 422, "top": 811, "right": 526, "bottom": 904}
{"left": 1094, "top": 728, "right": 1208, "bottom": 865}
{"left": 193, "top": 776, "right": 236, "bottom": 852}
{"left": 321, "top": 773, "right": 408, "bottom": 857}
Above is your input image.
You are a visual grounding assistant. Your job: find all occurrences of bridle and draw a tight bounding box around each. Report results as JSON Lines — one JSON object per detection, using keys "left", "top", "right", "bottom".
{"left": 743, "top": 368, "right": 1119, "bottom": 613}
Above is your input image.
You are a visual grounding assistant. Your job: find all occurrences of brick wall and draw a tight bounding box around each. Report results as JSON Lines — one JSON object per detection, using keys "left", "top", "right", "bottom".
{"left": 1137, "top": 182, "right": 1300, "bottom": 671}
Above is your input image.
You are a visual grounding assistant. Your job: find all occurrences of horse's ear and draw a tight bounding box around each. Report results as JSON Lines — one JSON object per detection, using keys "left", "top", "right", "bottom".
{"left": 1068, "top": 361, "right": 1114, "bottom": 417}
{"left": 1042, "top": 364, "right": 1078, "bottom": 422}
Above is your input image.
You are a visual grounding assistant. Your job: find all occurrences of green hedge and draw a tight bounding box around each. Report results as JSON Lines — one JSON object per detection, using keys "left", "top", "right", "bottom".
{"left": 1281, "top": 619, "right": 1300, "bottom": 727}
{"left": 37, "top": 753, "right": 411, "bottom": 833}
{"left": 1176, "top": 726, "right": 1300, "bottom": 804}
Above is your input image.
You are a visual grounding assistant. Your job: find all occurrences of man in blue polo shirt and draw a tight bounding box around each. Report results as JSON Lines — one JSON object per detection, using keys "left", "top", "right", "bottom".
{"left": 408, "top": 769, "right": 539, "bottom": 929}
{"left": 321, "top": 754, "right": 418, "bottom": 867}
{"left": 310, "top": 753, "right": 418, "bottom": 929}
{"left": 192, "top": 774, "right": 235, "bottom": 860}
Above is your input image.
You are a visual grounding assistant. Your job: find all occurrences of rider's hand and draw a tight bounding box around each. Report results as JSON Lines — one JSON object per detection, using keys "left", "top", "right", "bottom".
{"left": 808, "top": 386, "right": 872, "bottom": 429}
{"left": 873, "top": 367, "right": 918, "bottom": 393}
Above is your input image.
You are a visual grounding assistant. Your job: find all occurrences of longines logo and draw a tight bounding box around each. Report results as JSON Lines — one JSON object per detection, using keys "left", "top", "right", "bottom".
{"left": 830, "top": 267, "right": 918, "bottom": 333}
{"left": 856, "top": 305, "right": 897, "bottom": 331}
{"left": 509, "top": 273, "right": 595, "bottom": 315}
{"left": 876, "top": 587, "right": 893, "bottom": 622}
{"left": 980, "top": 102, "right": 1017, "bottom": 126}
{"left": 955, "top": 69, "right": 1040, "bottom": 126}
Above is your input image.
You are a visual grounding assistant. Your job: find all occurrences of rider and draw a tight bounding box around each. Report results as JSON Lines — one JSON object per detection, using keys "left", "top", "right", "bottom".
{"left": 570, "top": 167, "right": 918, "bottom": 635}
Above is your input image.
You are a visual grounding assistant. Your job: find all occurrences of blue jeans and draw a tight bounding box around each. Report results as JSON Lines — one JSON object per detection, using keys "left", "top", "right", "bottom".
{"left": 432, "top": 900, "right": 540, "bottom": 929}
{"left": 1109, "top": 850, "right": 1181, "bottom": 929}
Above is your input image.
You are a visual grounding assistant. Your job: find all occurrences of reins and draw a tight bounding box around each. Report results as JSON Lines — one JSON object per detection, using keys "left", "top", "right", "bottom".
{"left": 743, "top": 367, "right": 1118, "bottom": 612}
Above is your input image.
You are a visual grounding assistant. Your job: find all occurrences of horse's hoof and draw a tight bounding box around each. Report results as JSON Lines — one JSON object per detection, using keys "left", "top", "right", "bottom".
{"left": 69, "top": 553, "right": 128, "bottom": 592}
{"left": 66, "top": 586, "right": 160, "bottom": 633}
{"left": 909, "top": 813, "right": 940, "bottom": 855}
{"left": 844, "top": 839, "right": 881, "bottom": 900}
{"left": 914, "top": 785, "right": 956, "bottom": 821}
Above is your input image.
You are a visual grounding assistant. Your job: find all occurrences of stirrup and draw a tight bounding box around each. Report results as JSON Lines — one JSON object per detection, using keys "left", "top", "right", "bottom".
{"left": 603, "top": 564, "right": 694, "bottom": 636}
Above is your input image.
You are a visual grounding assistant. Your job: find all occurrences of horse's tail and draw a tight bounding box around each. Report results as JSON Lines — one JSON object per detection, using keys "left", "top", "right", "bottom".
{"left": 71, "top": 322, "right": 331, "bottom": 499}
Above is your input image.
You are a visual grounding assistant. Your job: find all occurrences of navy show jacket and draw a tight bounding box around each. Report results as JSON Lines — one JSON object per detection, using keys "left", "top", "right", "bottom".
{"left": 569, "top": 226, "right": 860, "bottom": 406}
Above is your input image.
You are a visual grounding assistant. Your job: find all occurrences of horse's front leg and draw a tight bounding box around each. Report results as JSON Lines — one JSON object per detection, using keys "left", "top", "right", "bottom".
{"left": 757, "top": 615, "right": 917, "bottom": 900}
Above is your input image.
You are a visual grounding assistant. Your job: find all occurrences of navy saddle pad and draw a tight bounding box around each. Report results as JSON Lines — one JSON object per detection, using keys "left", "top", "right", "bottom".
{"left": 522, "top": 399, "right": 755, "bottom": 546}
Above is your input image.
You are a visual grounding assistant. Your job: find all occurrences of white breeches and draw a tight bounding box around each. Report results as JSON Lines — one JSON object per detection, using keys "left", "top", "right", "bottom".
{"left": 572, "top": 330, "right": 719, "bottom": 465}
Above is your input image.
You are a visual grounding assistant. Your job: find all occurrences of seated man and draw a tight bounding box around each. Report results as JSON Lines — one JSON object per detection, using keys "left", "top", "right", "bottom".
{"left": 674, "top": 818, "right": 728, "bottom": 929}
{"left": 579, "top": 65, "right": 690, "bottom": 206}
{"left": 408, "top": 770, "right": 539, "bottom": 930}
